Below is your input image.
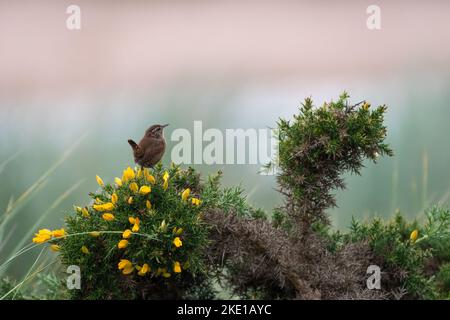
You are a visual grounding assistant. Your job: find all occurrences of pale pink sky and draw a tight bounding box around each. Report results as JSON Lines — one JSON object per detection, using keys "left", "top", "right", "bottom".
{"left": 1, "top": 0, "right": 449, "bottom": 98}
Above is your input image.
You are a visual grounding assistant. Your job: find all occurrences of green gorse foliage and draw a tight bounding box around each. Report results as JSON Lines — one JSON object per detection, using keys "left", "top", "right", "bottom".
{"left": 59, "top": 164, "right": 212, "bottom": 299}
{"left": 274, "top": 92, "right": 393, "bottom": 229}
{"left": 39, "top": 163, "right": 257, "bottom": 299}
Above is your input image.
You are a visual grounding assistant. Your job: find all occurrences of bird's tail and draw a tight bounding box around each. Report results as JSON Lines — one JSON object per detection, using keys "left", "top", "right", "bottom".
{"left": 128, "top": 139, "right": 139, "bottom": 152}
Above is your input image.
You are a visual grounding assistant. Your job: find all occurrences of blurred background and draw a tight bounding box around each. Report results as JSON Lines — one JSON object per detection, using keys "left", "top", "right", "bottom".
{"left": 1, "top": 0, "right": 450, "bottom": 280}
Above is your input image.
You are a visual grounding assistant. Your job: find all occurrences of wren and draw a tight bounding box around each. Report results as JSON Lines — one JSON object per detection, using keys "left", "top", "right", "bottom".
{"left": 128, "top": 124, "right": 168, "bottom": 168}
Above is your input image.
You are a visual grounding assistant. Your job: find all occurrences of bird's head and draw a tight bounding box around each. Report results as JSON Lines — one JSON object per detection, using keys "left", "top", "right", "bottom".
{"left": 145, "top": 124, "right": 169, "bottom": 138}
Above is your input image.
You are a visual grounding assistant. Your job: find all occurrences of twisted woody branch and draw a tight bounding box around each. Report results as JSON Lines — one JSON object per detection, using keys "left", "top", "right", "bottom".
{"left": 205, "top": 93, "right": 393, "bottom": 299}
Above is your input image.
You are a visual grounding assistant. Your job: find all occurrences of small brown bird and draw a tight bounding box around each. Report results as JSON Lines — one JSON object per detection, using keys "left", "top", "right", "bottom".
{"left": 128, "top": 124, "right": 169, "bottom": 168}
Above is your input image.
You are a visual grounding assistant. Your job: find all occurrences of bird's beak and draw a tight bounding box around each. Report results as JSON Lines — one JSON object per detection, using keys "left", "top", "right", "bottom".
{"left": 162, "top": 124, "right": 169, "bottom": 128}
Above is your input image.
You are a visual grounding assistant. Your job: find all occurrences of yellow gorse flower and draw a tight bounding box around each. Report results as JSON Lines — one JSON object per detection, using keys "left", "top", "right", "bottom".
{"left": 129, "top": 217, "right": 140, "bottom": 232}
{"left": 191, "top": 198, "right": 201, "bottom": 206}
{"left": 81, "top": 207, "right": 90, "bottom": 218}
{"left": 118, "top": 259, "right": 131, "bottom": 269}
{"left": 173, "top": 261, "right": 181, "bottom": 273}
{"left": 111, "top": 193, "right": 118, "bottom": 204}
{"left": 74, "top": 206, "right": 82, "bottom": 213}
{"left": 136, "top": 263, "right": 150, "bottom": 276}
{"left": 96, "top": 175, "right": 104, "bottom": 187}
{"left": 32, "top": 229, "right": 52, "bottom": 243}
{"left": 139, "top": 185, "right": 151, "bottom": 195}
{"left": 118, "top": 239, "right": 129, "bottom": 249}
{"left": 146, "top": 173, "right": 156, "bottom": 185}
{"left": 50, "top": 244, "right": 61, "bottom": 252}
{"left": 410, "top": 229, "right": 419, "bottom": 242}
{"left": 127, "top": 196, "right": 133, "bottom": 204}
{"left": 52, "top": 228, "right": 66, "bottom": 238}
{"left": 102, "top": 213, "right": 115, "bottom": 221}
{"left": 130, "top": 182, "right": 139, "bottom": 193}
{"left": 118, "top": 259, "right": 134, "bottom": 275}
{"left": 362, "top": 102, "right": 371, "bottom": 110}
{"left": 122, "top": 167, "right": 135, "bottom": 183}
{"left": 137, "top": 168, "right": 143, "bottom": 178}
{"left": 33, "top": 228, "right": 66, "bottom": 243}
{"left": 122, "top": 267, "right": 134, "bottom": 275}
{"left": 115, "top": 177, "right": 122, "bottom": 186}
{"left": 181, "top": 188, "right": 191, "bottom": 201}
{"left": 173, "top": 237, "right": 183, "bottom": 248}
{"left": 163, "top": 171, "right": 169, "bottom": 191}
{"left": 81, "top": 246, "right": 89, "bottom": 254}
{"left": 93, "top": 202, "right": 114, "bottom": 212}
{"left": 146, "top": 200, "right": 152, "bottom": 209}
{"left": 123, "top": 229, "right": 132, "bottom": 239}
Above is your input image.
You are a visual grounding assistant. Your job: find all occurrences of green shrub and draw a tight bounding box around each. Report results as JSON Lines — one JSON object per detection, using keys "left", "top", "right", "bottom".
{"left": 273, "top": 92, "right": 392, "bottom": 230}
{"left": 29, "top": 164, "right": 259, "bottom": 299}
{"left": 436, "top": 263, "right": 450, "bottom": 298}
{"left": 0, "top": 278, "right": 24, "bottom": 300}
{"left": 314, "top": 206, "right": 450, "bottom": 299}
{"left": 40, "top": 165, "right": 215, "bottom": 299}
{"left": 344, "top": 213, "right": 434, "bottom": 299}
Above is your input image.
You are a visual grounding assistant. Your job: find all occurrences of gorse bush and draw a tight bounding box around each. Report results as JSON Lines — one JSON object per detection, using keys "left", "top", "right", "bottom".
{"left": 273, "top": 92, "right": 392, "bottom": 230}
{"left": 348, "top": 206, "right": 450, "bottom": 299}
{"left": 35, "top": 165, "right": 214, "bottom": 299}
{"left": 207, "top": 93, "right": 449, "bottom": 299}
{"left": 206, "top": 93, "right": 396, "bottom": 299}
{"left": 22, "top": 93, "right": 450, "bottom": 300}
{"left": 343, "top": 210, "right": 440, "bottom": 299}
{"left": 312, "top": 209, "right": 450, "bottom": 299}
{"left": 30, "top": 164, "right": 259, "bottom": 299}
{"left": 436, "top": 263, "right": 450, "bottom": 298}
